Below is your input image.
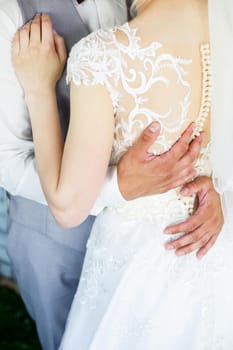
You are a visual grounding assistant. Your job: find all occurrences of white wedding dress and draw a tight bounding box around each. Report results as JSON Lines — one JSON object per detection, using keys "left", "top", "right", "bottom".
{"left": 60, "top": 23, "right": 233, "bottom": 349}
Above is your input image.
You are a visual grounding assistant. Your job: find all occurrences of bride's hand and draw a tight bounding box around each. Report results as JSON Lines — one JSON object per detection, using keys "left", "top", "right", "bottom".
{"left": 12, "top": 13, "right": 67, "bottom": 98}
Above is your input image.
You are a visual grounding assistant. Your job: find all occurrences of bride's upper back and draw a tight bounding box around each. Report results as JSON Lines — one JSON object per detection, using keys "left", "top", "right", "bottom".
{"left": 67, "top": 0, "right": 211, "bottom": 162}
{"left": 115, "top": 0, "right": 211, "bottom": 158}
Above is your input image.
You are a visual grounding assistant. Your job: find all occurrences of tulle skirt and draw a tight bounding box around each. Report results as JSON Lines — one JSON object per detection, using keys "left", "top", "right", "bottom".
{"left": 59, "top": 192, "right": 233, "bottom": 350}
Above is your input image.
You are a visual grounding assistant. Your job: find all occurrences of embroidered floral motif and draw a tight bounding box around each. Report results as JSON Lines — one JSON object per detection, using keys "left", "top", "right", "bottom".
{"left": 67, "top": 23, "right": 211, "bottom": 165}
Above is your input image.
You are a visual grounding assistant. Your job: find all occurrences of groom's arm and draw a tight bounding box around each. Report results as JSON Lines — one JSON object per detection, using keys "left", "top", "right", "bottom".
{"left": 93, "top": 121, "right": 203, "bottom": 213}
{"left": 117, "top": 123, "right": 202, "bottom": 200}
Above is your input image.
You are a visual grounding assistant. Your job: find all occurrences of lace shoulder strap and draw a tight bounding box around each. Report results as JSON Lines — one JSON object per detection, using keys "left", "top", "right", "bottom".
{"left": 67, "top": 29, "right": 118, "bottom": 85}
{"left": 66, "top": 28, "right": 121, "bottom": 114}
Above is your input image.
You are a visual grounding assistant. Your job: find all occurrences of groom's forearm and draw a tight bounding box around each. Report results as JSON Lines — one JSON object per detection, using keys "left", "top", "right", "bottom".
{"left": 91, "top": 123, "right": 203, "bottom": 214}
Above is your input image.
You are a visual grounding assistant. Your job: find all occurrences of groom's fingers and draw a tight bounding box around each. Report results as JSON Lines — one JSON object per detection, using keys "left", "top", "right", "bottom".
{"left": 164, "top": 211, "right": 201, "bottom": 235}
{"left": 133, "top": 122, "right": 161, "bottom": 162}
{"left": 196, "top": 235, "right": 218, "bottom": 259}
{"left": 172, "top": 229, "right": 219, "bottom": 258}
{"left": 159, "top": 123, "right": 194, "bottom": 164}
{"left": 174, "top": 235, "right": 210, "bottom": 257}
{"left": 180, "top": 175, "right": 211, "bottom": 197}
{"left": 165, "top": 225, "right": 208, "bottom": 252}
{"left": 176, "top": 133, "right": 203, "bottom": 172}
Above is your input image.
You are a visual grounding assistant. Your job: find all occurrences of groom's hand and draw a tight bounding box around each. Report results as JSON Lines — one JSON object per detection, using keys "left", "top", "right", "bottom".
{"left": 117, "top": 122, "right": 203, "bottom": 200}
{"left": 164, "top": 176, "right": 224, "bottom": 258}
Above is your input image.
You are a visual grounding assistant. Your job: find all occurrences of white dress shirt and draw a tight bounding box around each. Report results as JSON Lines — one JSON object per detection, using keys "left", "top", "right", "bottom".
{"left": 72, "top": 0, "right": 101, "bottom": 32}
{"left": 0, "top": 0, "right": 128, "bottom": 215}
{"left": 73, "top": 0, "right": 129, "bottom": 32}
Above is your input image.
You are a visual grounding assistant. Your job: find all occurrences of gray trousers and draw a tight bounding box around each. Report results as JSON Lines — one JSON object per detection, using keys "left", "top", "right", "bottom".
{"left": 7, "top": 195, "right": 95, "bottom": 350}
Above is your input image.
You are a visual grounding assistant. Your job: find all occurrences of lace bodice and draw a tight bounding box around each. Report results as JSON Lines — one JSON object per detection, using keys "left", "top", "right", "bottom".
{"left": 67, "top": 22, "right": 211, "bottom": 161}
{"left": 67, "top": 23, "right": 212, "bottom": 217}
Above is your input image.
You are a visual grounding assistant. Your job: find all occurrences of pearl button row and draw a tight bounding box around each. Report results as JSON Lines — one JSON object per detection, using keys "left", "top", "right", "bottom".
{"left": 192, "top": 43, "right": 212, "bottom": 138}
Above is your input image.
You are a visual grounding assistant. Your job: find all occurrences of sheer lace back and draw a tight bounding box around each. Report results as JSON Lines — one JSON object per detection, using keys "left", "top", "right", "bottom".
{"left": 67, "top": 23, "right": 211, "bottom": 170}
{"left": 67, "top": 23, "right": 212, "bottom": 219}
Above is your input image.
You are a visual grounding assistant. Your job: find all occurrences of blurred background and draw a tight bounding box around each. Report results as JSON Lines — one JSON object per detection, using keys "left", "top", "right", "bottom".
{"left": 0, "top": 187, "right": 41, "bottom": 350}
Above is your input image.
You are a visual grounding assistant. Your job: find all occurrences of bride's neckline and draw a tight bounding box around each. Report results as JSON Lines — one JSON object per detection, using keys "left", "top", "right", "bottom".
{"left": 112, "top": 22, "right": 210, "bottom": 54}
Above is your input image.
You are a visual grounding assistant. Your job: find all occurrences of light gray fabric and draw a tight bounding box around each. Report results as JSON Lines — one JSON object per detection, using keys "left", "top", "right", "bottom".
{"left": 8, "top": 198, "right": 95, "bottom": 350}
{"left": 8, "top": 1, "right": 95, "bottom": 349}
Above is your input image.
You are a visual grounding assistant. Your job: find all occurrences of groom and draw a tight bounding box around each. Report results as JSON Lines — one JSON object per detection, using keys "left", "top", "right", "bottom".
{"left": 0, "top": 0, "right": 223, "bottom": 349}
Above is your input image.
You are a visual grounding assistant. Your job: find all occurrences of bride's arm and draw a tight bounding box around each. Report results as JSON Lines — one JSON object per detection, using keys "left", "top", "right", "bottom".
{"left": 26, "top": 83, "right": 114, "bottom": 227}
{"left": 13, "top": 14, "right": 114, "bottom": 227}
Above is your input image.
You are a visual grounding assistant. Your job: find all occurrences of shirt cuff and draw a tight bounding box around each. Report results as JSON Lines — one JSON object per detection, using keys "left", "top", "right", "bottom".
{"left": 90, "top": 165, "right": 127, "bottom": 216}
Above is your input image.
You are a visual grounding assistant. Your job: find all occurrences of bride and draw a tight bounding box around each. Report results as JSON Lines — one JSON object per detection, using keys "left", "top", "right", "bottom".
{"left": 12, "top": 0, "right": 233, "bottom": 348}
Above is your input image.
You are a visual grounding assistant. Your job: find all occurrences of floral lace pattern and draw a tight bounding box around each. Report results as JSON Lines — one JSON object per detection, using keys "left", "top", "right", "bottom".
{"left": 67, "top": 23, "right": 211, "bottom": 162}
{"left": 67, "top": 22, "right": 212, "bottom": 216}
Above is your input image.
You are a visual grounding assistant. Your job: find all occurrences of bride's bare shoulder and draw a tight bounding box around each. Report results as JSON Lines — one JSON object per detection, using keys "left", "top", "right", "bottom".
{"left": 126, "top": 0, "right": 209, "bottom": 47}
